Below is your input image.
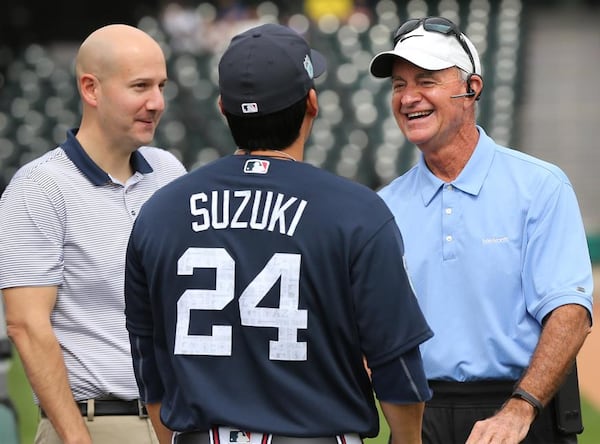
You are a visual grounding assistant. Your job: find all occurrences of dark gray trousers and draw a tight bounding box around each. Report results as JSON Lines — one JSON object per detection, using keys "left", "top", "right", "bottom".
{"left": 421, "top": 380, "right": 578, "bottom": 444}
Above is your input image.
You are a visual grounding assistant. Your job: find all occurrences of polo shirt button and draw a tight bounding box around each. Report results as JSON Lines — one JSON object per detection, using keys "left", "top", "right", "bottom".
{"left": 445, "top": 208, "right": 452, "bottom": 215}
{"left": 446, "top": 235, "right": 453, "bottom": 242}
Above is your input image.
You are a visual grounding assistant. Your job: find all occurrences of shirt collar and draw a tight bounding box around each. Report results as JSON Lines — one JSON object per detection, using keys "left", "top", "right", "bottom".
{"left": 60, "top": 128, "right": 154, "bottom": 186}
{"left": 418, "top": 126, "right": 495, "bottom": 205}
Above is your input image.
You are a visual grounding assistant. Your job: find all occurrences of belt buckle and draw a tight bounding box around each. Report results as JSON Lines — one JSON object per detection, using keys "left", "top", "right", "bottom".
{"left": 137, "top": 399, "right": 148, "bottom": 418}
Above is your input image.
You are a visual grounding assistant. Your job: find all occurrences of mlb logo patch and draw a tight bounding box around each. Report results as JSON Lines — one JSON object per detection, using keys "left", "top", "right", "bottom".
{"left": 241, "top": 102, "right": 258, "bottom": 114}
{"left": 244, "top": 159, "right": 270, "bottom": 174}
{"left": 230, "top": 431, "right": 251, "bottom": 443}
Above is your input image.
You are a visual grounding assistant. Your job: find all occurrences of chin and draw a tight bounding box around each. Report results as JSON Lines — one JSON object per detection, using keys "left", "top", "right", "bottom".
{"left": 404, "top": 129, "right": 431, "bottom": 147}
{"left": 137, "top": 131, "right": 156, "bottom": 147}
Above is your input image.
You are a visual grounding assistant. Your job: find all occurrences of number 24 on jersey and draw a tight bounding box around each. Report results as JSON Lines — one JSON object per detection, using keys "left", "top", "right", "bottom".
{"left": 174, "top": 247, "right": 308, "bottom": 361}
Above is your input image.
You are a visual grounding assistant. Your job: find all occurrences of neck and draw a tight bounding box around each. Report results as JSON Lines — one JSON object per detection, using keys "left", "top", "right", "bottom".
{"left": 235, "top": 148, "right": 298, "bottom": 162}
{"left": 421, "top": 125, "right": 480, "bottom": 182}
{"left": 76, "top": 131, "right": 135, "bottom": 183}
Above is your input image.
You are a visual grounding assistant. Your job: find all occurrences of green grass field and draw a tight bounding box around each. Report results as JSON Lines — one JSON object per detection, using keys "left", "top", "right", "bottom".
{"left": 7, "top": 353, "right": 600, "bottom": 443}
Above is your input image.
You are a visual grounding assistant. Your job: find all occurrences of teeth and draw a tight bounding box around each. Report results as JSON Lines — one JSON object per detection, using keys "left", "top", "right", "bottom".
{"left": 407, "top": 111, "right": 432, "bottom": 119}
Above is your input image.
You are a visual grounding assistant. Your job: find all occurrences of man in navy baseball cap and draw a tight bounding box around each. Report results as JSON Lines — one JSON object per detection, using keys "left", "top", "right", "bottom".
{"left": 125, "top": 21, "right": 433, "bottom": 444}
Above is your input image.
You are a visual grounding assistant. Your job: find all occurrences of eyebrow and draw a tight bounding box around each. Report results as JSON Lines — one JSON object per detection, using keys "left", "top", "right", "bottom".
{"left": 391, "top": 71, "right": 438, "bottom": 82}
{"left": 416, "top": 71, "right": 438, "bottom": 78}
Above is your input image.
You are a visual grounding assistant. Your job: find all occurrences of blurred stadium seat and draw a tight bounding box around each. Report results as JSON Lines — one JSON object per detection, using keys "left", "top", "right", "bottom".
{"left": 0, "top": 0, "right": 525, "bottom": 191}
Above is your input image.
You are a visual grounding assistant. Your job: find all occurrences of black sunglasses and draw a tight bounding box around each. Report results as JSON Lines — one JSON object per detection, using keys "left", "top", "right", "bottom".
{"left": 392, "top": 17, "right": 476, "bottom": 74}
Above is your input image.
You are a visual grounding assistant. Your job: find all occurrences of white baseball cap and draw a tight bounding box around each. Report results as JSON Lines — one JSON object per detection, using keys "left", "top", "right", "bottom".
{"left": 369, "top": 23, "right": 482, "bottom": 78}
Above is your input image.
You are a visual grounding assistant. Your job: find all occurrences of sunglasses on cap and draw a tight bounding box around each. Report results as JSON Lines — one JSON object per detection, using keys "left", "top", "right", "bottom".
{"left": 392, "top": 17, "right": 476, "bottom": 74}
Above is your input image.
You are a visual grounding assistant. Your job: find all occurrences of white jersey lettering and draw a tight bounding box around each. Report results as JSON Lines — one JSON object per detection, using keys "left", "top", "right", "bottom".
{"left": 231, "top": 190, "right": 251, "bottom": 229}
{"left": 249, "top": 190, "right": 272, "bottom": 231}
{"left": 190, "top": 189, "right": 307, "bottom": 237}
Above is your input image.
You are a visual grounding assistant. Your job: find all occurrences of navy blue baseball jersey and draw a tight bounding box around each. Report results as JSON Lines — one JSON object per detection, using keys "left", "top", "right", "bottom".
{"left": 125, "top": 155, "right": 432, "bottom": 436}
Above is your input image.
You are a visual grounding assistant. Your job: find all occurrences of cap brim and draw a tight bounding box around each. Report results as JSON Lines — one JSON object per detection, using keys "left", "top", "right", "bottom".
{"left": 369, "top": 52, "right": 399, "bottom": 78}
{"left": 370, "top": 48, "right": 456, "bottom": 78}
{"left": 311, "top": 49, "right": 327, "bottom": 78}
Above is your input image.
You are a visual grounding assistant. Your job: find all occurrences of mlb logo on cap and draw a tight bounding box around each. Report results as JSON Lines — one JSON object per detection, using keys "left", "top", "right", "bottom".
{"left": 241, "top": 103, "right": 259, "bottom": 114}
{"left": 244, "top": 159, "right": 270, "bottom": 174}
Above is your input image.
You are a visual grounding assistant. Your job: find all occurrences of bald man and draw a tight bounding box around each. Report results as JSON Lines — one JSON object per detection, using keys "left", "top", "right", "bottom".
{"left": 0, "top": 24, "right": 187, "bottom": 444}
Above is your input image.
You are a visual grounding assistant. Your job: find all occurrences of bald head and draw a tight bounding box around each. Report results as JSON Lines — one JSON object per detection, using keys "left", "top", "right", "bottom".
{"left": 75, "top": 24, "right": 165, "bottom": 82}
{"left": 73, "top": 24, "right": 168, "bottom": 153}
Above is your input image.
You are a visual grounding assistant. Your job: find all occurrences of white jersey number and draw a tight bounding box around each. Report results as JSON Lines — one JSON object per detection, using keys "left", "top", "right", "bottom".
{"left": 174, "top": 247, "right": 308, "bottom": 361}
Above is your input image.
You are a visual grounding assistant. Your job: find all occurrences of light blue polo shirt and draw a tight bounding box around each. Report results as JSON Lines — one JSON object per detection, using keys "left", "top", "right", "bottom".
{"left": 379, "top": 126, "right": 593, "bottom": 381}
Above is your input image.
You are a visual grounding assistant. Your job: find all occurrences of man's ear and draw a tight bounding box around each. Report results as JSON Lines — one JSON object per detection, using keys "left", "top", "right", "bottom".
{"left": 306, "top": 89, "right": 318, "bottom": 117}
{"left": 79, "top": 74, "right": 99, "bottom": 106}
{"left": 218, "top": 96, "right": 226, "bottom": 116}
{"left": 469, "top": 74, "right": 484, "bottom": 101}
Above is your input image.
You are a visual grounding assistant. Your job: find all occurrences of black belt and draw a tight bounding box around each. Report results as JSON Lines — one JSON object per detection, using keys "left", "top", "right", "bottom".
{"left": 428, "top": 380, "right": 517, "bottom": 404}
{"left": 428, "top": 380, "right": 516, "bottom": 394}
{"left": 41, "top": 399, "right": 148, "bottom": 418}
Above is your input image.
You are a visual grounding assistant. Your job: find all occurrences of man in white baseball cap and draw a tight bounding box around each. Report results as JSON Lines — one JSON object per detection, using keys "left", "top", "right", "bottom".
{"left": 370, "top": 15, "right": 592, "bottom": 444}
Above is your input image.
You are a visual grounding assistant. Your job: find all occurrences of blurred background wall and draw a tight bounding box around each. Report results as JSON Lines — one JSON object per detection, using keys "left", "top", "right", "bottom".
{"left": 1, "top": 0, "right": 599, "bottom": 247}
{"left": 0, "top": 0, "right": 598, "bottom": 208}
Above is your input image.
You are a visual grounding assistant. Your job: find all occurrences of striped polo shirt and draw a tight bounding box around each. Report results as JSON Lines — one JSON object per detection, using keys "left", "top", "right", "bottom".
{"left": 0, "top": 129, "right": 186, "bottom": 401}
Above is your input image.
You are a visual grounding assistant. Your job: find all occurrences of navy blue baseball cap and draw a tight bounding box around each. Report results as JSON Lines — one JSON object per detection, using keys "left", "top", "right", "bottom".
{"left": 219, "top": 23, "right": 327, "bottom": 117}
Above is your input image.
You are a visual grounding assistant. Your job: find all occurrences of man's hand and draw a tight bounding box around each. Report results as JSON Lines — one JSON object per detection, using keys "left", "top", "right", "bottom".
{"left": 465, "top": 397, "right": 535, "bottom": 444}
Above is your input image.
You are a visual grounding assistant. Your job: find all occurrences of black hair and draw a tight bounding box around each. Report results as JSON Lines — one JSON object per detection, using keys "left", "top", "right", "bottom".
{"left": 223, "top": 95, "right": 307, "bottom": 151}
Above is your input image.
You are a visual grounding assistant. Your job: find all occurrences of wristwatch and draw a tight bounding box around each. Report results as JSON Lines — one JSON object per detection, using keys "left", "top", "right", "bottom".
{"left": 511, "top": 387, "right": 543, "bottom": 416}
